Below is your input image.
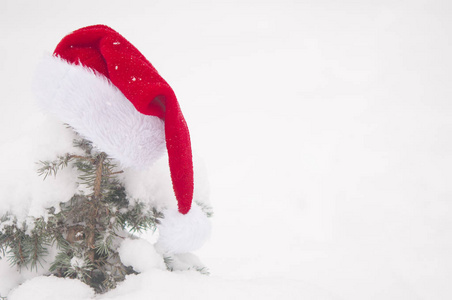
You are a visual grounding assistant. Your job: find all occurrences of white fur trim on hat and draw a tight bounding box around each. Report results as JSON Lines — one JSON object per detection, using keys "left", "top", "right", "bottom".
{"left": 155, "top": 204, "right": 211, "bottom": 254}
{"left": 33, "top": 55, "right": 166, "bottom": 169}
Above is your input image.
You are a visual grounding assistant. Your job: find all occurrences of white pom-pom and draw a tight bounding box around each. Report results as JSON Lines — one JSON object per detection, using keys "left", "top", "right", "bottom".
{"left": 155, "top": 205, "right": 211, "bottom": 254}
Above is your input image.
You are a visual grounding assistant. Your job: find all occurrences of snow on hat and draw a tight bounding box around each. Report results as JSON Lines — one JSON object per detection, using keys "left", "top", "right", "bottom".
{"left": 34, "top": 25, "right": 210, "bottom": 253}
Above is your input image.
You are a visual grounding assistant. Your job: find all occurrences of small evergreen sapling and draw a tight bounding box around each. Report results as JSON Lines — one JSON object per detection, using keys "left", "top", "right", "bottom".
{"left": 0, "top": 135, "right": 164, "bottom": 293}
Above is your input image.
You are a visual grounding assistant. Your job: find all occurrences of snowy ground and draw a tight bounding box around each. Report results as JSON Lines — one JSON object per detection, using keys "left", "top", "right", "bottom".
{"left": 1, "top": 0, "right": 452, "bottom": 299}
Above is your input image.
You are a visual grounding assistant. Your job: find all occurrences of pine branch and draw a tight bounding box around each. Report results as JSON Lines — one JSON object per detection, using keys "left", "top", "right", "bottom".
{"left": 37, "top": 154, "right": 93, "bottom": 179}
{"left": 195, "top": 201, "right": 214, "bottom": 218}
{"left": 108, "top": 170, "right": 124, "bottom": 176}
{"left": 69, "top": 155, "right": 95, "bottom": 162}
{"left": 17, "top": 238, "right": 25, "bottom": 266}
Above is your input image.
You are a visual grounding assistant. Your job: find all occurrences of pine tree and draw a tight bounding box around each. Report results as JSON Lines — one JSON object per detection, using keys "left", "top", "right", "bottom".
{"left": 0, "top": 134, "right": 164, "bottom": 293}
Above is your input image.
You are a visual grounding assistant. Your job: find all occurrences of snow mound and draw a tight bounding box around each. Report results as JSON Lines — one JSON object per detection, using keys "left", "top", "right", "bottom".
{"left": 99, "top": 270, "right": 337, "bottom": 300}
{"left": 118, "top": 238, "right": 166, "bottom": 272}
{"left": 8, "top": 276, "right": 94, "bottom": 300}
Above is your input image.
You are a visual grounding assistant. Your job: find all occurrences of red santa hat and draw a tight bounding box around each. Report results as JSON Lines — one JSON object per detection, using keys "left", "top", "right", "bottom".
{"left": 34, "top": 25, "right": 210, "bottom": 253}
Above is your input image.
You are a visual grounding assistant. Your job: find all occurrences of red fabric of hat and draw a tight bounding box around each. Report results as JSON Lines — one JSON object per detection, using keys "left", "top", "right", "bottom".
{"left": 54, "top": 25, "right": 193, "bottom": 214}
